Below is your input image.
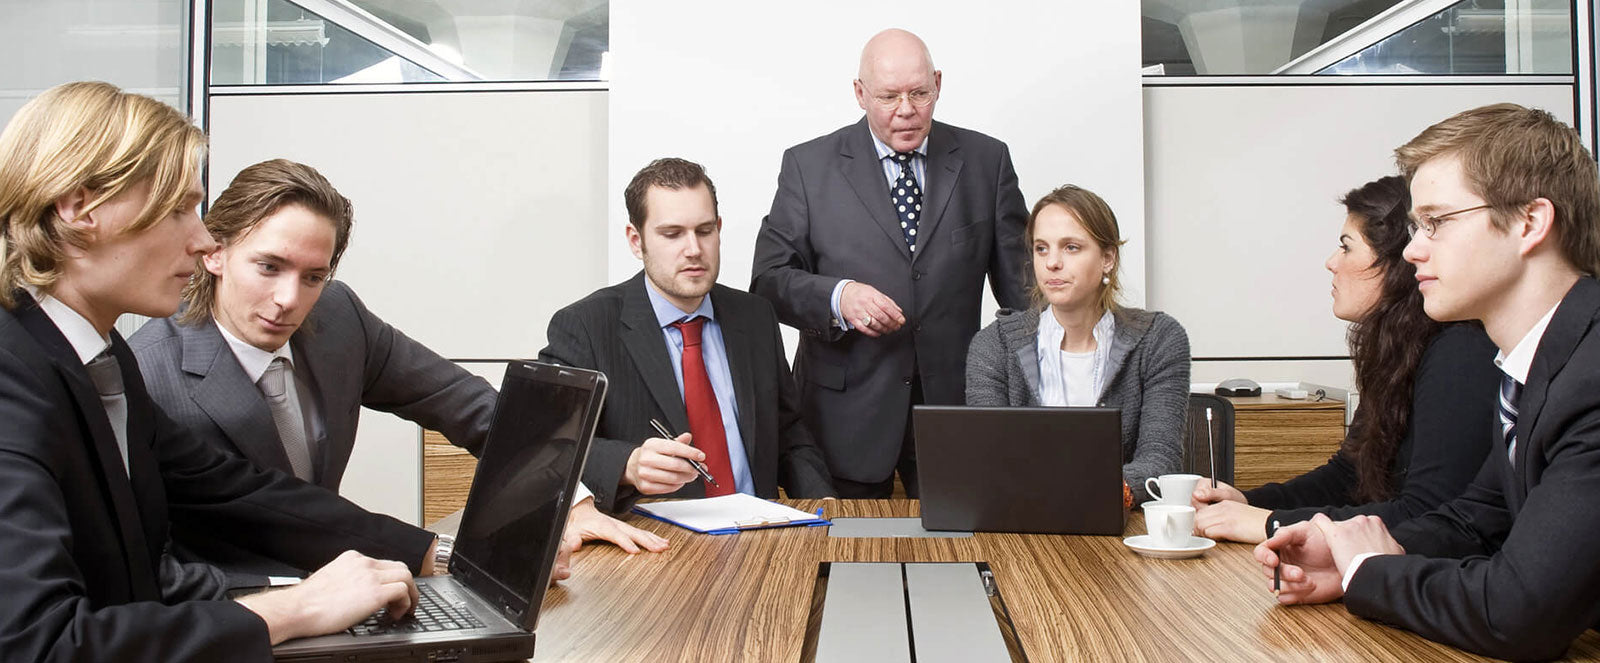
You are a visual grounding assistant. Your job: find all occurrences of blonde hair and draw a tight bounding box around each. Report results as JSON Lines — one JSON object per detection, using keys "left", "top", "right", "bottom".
{"left": 1026, "top": 184, "right": 1126, "bottom": 314}
{"left": 1396, "top": 103, "right": 1600, "bottom": 275}
{"left": 0, "top": 81, "right": 206, "bottom": 309}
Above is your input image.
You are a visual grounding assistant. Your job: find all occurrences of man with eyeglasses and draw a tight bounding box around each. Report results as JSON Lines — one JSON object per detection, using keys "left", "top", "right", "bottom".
{"left": 751, "top": 28, "right": 1029, "bottom": 498}
{"left": 1256, "top": 103, "right": 1600, "bottom": 661}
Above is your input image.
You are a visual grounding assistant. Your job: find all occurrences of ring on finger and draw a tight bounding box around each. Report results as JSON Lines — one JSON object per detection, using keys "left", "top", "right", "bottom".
{"left": 860, "top": 316, "right": 873, "bottom": 327}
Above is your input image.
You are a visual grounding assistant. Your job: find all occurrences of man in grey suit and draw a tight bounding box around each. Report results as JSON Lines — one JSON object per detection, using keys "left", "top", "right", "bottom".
{"left": 752, "top": 29, "right": 1030, "bottom": 497}
{"left": 132, "top": 159, "right": 665, "bottom": 585}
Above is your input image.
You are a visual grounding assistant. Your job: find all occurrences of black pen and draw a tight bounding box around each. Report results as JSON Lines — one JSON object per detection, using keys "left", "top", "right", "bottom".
{"left": 648, "top": 419, "right": 719, "bottom": 488}
{"left": 1272, "top": 519, "right": 1282, "bottom": 594}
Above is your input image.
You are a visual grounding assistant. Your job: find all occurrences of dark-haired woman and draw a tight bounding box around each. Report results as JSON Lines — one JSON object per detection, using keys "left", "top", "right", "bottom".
{"left": 966, "top": 185, "right": 1191, "bottom": 503}
{"left": 1191, "top": 176, "right": 1499, "bottom": 543}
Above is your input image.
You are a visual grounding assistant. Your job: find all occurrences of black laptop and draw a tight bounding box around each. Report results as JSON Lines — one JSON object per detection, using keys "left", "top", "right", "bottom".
{"left": 275, "top": 360, "right": 607, "bottom": 662}
{"left": 914, "top": 406, "right": 1124, "bottom": 535}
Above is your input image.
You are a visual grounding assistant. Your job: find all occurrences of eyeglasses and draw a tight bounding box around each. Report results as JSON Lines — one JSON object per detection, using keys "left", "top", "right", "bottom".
{"left": 1406, "top": 204, "right": 1492, "bottom": 239}
{"left": 859, "top": 83, "right": 937, "bottom": 109}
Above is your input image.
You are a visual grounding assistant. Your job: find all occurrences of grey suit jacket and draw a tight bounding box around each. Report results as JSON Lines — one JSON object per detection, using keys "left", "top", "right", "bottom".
{"left": 539, "top": 273, "right": 835, "bottom": 513}
{"left": 1344, "top": 277, "right": 1600, "bottom": 661}
{"left": 752, "top": 118, "right": 1030, "bottom": 483}
{"left": 130, "top": 280, "right": 495, "bottom": 576}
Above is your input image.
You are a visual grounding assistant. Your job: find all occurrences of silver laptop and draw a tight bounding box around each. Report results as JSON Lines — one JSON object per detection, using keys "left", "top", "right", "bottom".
{"left": 275, "top": 360, "right": 607, "bottom": 662}
{"left": 914, "top": 406, "right": 1125, "bottom": 535}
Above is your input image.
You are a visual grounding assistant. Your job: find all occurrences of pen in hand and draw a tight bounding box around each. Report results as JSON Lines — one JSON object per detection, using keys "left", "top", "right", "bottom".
{"left": 649, "top": 419, "right": 720, "bottom": 488}
{"left": 1272, "top": 519, "right": 1282, "bottom": 595}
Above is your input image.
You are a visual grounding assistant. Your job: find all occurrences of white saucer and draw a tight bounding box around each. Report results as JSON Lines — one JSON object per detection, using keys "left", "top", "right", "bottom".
{"left": 1123, "top": 534, "right": 1216, "bottom": 559}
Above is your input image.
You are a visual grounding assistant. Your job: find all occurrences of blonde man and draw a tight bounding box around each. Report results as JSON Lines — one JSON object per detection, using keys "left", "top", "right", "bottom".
{"left": 0, "top": 82, "right": 434, "bottom": 659}
{"left": 1258, "top": 104, "right": 1600, "bottom": 660}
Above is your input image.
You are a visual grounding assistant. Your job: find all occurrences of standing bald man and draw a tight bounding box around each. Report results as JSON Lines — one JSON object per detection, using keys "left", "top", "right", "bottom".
{"left": 752, "top": 29, "right": 1029, "bottom": 498}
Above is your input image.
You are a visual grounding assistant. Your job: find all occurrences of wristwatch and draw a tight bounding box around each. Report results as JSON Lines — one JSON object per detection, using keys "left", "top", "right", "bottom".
{"left": 433, "top": 534, "right": 456, "bottom": 572}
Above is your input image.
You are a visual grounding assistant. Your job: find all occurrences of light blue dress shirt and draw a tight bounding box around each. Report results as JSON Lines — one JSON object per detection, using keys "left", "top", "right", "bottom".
{"left": 646, "top": 283, "right": 755, "bottom": 496}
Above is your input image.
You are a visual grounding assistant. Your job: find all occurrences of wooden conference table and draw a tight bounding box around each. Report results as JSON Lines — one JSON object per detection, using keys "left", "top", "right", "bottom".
{"left": 438, "top": 500, "right": 1600, "bottom": 662}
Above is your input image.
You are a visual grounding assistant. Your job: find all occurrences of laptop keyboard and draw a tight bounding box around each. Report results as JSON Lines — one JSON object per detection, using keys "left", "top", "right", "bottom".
{"left": 349, "top": 584, "right": 486, "bottom": 636}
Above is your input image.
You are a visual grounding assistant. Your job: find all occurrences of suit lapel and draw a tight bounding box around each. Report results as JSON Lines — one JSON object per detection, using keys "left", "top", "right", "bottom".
{"left": 620, "top": 274, "right": 690, "bottom": 434}
{"left": 14, "top": 299, "right": 159, "bottom": 599}
{"left": 1517, "top": 278, "right": 1600, "bottom": 484}
{"left": 840, "top": 118, "right": 914, "bottom": 261}
{"left": 711, "top": 288, "right": 758, "bottom": 462}
{"left": 180, "top": 321, "right": 294, "bottom": 472}
{"left": 110, "top": 335, "right": 168, "bottom": 570}
{"left": 290, "top": 330, "right": 337, "bottom": 486}
{"left": 914, "top": 122, "right": 964, "bottom": 264}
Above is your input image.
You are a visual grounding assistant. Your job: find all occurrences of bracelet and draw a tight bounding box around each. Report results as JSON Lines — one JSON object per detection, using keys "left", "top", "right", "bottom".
{"left": 433, "top": 534, "right": 456, "bottom": 572}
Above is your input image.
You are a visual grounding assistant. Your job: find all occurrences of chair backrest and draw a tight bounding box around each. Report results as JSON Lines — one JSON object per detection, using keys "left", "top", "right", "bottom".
{"left": 1183, "top": 393, "right": 1235, "bottom": 484}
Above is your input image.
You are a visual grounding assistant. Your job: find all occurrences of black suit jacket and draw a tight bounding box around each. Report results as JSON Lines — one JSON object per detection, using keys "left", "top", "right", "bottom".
{"left": 129, "top": 281, "right": 493, "bottom": 578}
{"left": 0, "top": 292, "right": 433, "bottom": 661}
{"left": 1345, "top": 277, "right": 1600, "bottom": 661}
{"left": 752, "top": 118, "right": 1029, "bottom": 482}
{"left": 538, "top": 273, "right": 834, "bottom": 513}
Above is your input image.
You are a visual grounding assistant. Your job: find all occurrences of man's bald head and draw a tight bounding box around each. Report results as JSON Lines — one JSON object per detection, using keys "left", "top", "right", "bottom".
{"left": 854, "top": 29, "right": 942, "bottom": 153}
{"left": 858, "top": 29, "right": 936, "bottom": 83}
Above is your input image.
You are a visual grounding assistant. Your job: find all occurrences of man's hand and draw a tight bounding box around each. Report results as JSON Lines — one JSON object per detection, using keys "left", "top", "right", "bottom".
{"left": 840, "top": 282, "right": 905, "bottom": 337}
{"left": 549, "top": 531, "right": 578, "bottom": 584}
{"left": 236, "top": 550, "right": 418, "bottom": 645}
{"left": 624, "top": 434, "right": 704, "bottom": 494}
{"left": 1191, "top": 480, "right": 1246, "bottom": 507}
{"left": 1308, "top": 513, "right": 1405, "bottom": 576}
{"left": 1195, "top": 500, "right": 1271, "bottom": 544}
{"left": 1253, "top": 521, "right": 1344, "bottom": 605}
{"left": 565, "top": 497, "right": 670, "bottom": 554}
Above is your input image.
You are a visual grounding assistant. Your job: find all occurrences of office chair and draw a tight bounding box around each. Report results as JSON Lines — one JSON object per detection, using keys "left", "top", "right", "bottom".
{"left": 1183, "top": 393, "right": 1235, "bottom": 485}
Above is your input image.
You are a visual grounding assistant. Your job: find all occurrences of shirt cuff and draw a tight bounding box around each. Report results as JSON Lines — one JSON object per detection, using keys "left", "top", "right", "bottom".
{"left": 1341, "top": 552, "right": 1387, "bottom": 592}
{"left": 830, "top": 279, "right": 854, "bottom": 330}
{"left": 573, "top": 480, "right": 594, "bottom": 505}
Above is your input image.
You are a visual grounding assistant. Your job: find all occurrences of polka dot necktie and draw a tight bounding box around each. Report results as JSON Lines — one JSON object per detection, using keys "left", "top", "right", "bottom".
{"left": 890, "top": 152, "right": 923, "bottom": 253}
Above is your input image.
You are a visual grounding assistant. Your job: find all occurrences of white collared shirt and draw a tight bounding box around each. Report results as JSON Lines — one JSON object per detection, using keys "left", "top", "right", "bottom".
{"left": 1341, "top": 300, "right": 1563, "bottom": 593}
{"left": 30, "top": 289, "right": 110, "bottom": 364}
{"left": 216, "top": 321, "right": 294, "bottom": 384}
{"left": 1036, "top": 309, "right": 1114, "bottom": 407}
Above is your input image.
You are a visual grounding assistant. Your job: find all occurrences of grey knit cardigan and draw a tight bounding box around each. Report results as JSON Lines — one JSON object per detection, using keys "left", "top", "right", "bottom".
{"left": 965, "top": 306, "right": 1191, "bottom": 502}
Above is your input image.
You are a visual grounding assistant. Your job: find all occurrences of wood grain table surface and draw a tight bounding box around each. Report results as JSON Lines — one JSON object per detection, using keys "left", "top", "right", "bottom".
{"left": 435, "top": 500, "right": 1600, "bottom": 662}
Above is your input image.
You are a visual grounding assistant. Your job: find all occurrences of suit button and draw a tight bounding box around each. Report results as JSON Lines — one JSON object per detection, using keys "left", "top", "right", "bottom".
{"left": 914, "top": 324, "right": 923, "bottom": 333}
{"left": 903, "top": 377, "right": 913, "bottom": 386}
{"left": 912, "top": 270, "right": 922, "bottom": 280}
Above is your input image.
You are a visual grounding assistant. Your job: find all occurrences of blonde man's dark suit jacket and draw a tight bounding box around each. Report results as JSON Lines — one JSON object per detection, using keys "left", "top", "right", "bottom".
{"left": 130, "top": 280, "right": 494, "bottom": 578}
{"left": 752, "top": 118, "right": 1030, "bottom": 484}
{"left": 538, "top": 273, "right": 835, "bottom": 513}
{"left": 0, "top": 291, "right": 431, "bottom": 662}
{"left": 1344, "top": 277, "right": 1600, "bottom": 661}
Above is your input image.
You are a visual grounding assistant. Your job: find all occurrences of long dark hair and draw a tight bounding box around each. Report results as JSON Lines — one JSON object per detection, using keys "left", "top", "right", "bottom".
{"left": 1341, "top": 176, "right": 1439, "bottom": 502}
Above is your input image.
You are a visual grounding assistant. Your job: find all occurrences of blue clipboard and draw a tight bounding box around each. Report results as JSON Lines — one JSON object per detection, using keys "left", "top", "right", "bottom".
{"left": 633, "top": 502, "right": 831, "bottom": 535}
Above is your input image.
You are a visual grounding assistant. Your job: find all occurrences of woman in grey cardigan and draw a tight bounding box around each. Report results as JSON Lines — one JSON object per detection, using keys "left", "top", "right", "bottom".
{"left": 965, "top": 184, "right": 1190, "bottom": 503}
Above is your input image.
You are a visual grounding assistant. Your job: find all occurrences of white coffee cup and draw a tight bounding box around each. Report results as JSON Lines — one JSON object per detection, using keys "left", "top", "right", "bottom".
{"left": 1143, "top": 503, "right": 1196, "bottom": 548}
{"left": 1144, "top": 473, "right": 1203, "bottom": 505}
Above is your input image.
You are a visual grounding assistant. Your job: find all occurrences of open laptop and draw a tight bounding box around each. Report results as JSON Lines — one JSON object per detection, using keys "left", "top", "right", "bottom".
{"left": 914, "top": 406, "right": 1124, "bottom": 535}
{"left": 275, "top": 360, "right": 607, "bottom": 662}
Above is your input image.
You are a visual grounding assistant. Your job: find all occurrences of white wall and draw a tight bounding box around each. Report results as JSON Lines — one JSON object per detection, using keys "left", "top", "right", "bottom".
{"left": 208, "top": 90, "right": 608, "bottom": 522}
{"left": 1144, "top": 83, "right": 1574, "bottom": 389}
{"left": 608, "top": 0, "right": 1148, "bottom": 315}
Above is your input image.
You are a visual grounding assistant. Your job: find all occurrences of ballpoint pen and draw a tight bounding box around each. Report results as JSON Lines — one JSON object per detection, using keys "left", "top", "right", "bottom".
{"left": 649, "top": 418, "right": 719, "bottom": 488}
{"left": 1272, "top": 519, "right": 1282, "bottom": 594}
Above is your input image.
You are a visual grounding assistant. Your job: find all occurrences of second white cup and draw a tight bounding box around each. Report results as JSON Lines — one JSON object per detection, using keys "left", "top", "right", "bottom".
{"left": 1144, "top": 473, "right": 1203, "bottom": 505}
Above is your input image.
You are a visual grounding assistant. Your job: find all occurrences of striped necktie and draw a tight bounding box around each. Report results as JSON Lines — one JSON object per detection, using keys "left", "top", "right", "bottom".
{"left": 1498, "top": 373, "right": 1523, "bottom": 465}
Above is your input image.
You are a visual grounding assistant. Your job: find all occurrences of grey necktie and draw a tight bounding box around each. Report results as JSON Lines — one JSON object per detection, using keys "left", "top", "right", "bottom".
{"left": 84, "top": 350, "right": 130, "bottom": 474}
{"left": 259, "top": 357, "right": 314, "bottom": 481}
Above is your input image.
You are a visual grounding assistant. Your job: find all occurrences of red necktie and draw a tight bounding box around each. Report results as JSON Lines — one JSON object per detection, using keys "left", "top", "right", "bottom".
{"left": 671, "top": 317, "right": 735, "bottom": 496}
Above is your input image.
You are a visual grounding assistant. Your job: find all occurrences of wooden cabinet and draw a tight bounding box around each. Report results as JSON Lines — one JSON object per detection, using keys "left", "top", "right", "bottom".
{"left": 422, "top": 431, "right": 475, "bottom": 527}
{"left": 1228, "top": 394, "right": 1347, "bottom": 490}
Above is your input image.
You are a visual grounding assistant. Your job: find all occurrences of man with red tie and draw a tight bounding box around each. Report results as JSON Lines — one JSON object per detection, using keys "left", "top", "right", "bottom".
{"left": 539, "top": 158, "right": 836, "bottom": 512}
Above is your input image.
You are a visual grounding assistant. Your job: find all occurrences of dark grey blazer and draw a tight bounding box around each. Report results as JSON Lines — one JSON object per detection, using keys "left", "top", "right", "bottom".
{"left": 130, "top": 280, "right": 495, "bottom": 576}
{"left": 964, "top": 307, "right": 1191, "bottom": 502}
{"left": 539, "top": 273, "right": 835, "bottom": 513}
{"left": 752, "top": 118, "right": 1030, "bottom": 483}
{"left": 1344, "top": 277, "right": 1600, "bottom": 661}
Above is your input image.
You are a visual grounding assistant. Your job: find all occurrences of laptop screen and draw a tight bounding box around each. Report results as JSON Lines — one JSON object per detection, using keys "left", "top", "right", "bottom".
{"left": 451, "top": 361, "right": 603, "bottom": 630}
